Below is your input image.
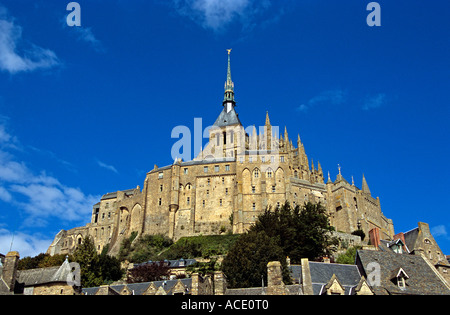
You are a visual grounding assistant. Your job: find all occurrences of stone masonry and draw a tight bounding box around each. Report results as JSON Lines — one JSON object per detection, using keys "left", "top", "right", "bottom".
{"left": 48, "top": 51, "right": 395, "bottom": 257}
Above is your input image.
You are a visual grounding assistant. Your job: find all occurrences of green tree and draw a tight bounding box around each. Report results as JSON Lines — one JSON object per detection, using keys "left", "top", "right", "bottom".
{"left": 72, "top": 235, "right": 103, "bottom": 288}
{"left": 222, "top": 230, "right": 290, "bottom": 289}
{"left": 251, "top": 202, "right": 338, "bottom": 263}
{"left": 336, "top": 246, "right": 361, "bottom": 265}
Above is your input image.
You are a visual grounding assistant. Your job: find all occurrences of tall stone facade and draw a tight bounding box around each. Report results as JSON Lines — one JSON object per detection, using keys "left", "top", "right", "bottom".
{"left": 47, "top": 51, "right": 395, "bottom": 257}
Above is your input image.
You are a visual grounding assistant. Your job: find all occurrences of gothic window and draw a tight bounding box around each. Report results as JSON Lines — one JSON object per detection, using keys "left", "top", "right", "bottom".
{"left": 220, "top": 199, "right": 223, "bottom": 206}
{"left": 158, "top": 198, "right": 162, "bottom": 206}
{"left": 267, "top": 169, "right": 273, "bottom": 178}
{"left": 252, "top": 203, "right": 256, "bottom": 211}
{"left": 223, "top": 132, "right": 227, "bottom": 145}
{"left": 252, "top": 186, "right": 256, "bottom": 193}
{"left": 280, "top": 156, "right": 285, "bottom": 163}
{"left": 159, "top": 184, "right": 163, "bottom": 192}
{"left": 203, "top": 200, "right": 205, "bottom": 207}
{"left": 216, "top": 134, "right": 220, "bottom": 146}
{"left": 294, "top": 170, "right": 298, "bottom": 178}
{"left": 230, "top": 131, "right": 234, "bottom": 144}
{"left": 225, "top": 188, "right": 229, "bottom": 195}
{"left": 187, "top": 197, "right": 190, "bottom": 205}
{"left": 272, "top": 186, "right": 276, "bottom": 193}
{"left": 254, "top": 169, "right": 260, "bottom": 178}
{"left": 222, "top": 177, "right": 225, "bottom": 184}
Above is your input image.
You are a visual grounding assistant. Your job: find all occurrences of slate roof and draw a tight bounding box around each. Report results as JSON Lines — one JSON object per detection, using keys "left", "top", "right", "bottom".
{"left": 289, "top": 262, "right": 363, "bottom": 295}
{"left": 17, "top": 258, "right": 74, "bottom": 287}
{"left": 356, "top": 249, "right": 450, "bottom": 295}
{"left": 134, "top": 258, "right": 197, "bottom": 269}
{"left": 225, "top": 284, "right": 302, "bottom": 295}
{"left": 83, "top": 278, "right": 192, "bottom": 295}
{"left": 213, "top": 107, "right": 242, "bottom": 128}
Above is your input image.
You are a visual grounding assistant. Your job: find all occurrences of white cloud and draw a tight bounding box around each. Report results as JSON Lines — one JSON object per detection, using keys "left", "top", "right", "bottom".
{"left": 96, "top": 159, "right": 119, "bottom": 174}
{"left": 0, "top": 121, "right": 99, "bottom": 228}
{"left": 0, "top": 229, "right": 52, "bottom": 258}
{"left": 363, "top": 93, "right": 386, "bottom": 111}
{"left": 297, "top": 89, "right": 347, "bottom": 112}
{"left": 172, "top": 0, "right": 274, "bottom": 31}
{"left": 68, "top": 26, "right": 104, "bottom": 53}
{"left": 431, "top": 225, "right": 448, "bottom": 238}
{"left": 0, "top": 7, "right": 60, "bottom": 74}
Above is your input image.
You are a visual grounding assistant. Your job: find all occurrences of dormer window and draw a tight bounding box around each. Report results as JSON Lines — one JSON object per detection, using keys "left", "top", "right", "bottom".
{"left": 424, "top": 238, "right": 431, "bottom": 245}
{"left": 391, "top": 267, "right": 409, "bottom": 290}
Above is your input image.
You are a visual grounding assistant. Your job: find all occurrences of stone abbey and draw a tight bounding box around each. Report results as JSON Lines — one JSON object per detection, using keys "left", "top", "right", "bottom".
{"left": 48, "top": 51, "right": 395, "bottom": 257}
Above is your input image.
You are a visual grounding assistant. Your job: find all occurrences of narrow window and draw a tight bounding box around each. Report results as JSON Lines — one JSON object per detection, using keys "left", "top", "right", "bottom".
{"left": 204, "top": 166, "right": 208, "bottom": 173}
{"left": 252, "top": 203, "right": 256, "bottom": 211}
{"left": 215, "top": 165, "right": 220, "bottom": 172}
{"left": 225, "top": 165, "right": 230, "bottom": 171}
{"left": 252, "top": 186, "right": 256, "bottom": 194}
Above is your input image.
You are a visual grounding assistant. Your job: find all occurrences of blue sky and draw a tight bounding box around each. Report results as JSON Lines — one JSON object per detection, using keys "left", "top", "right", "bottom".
{"left": 0, "top": 0, "right": 449, "bottom": 257}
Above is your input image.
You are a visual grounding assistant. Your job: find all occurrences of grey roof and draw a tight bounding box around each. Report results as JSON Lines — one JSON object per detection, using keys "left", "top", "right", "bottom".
{"left": 225, "top": 284, "right": 302, "bottom": 295}
{"left": 403, "top": 228, "right": 419, "bottom": 252}
{"left": 356, "top": 249, "right": 450, "bottom": 295}
{"left": 149, "top": 158, "right": 236, "bottom": 174}
{"left": 213, "top": 107, "right": 242, "bottom": 128}
{"left": 134, "top": 259, "right": 197, "bottom": 269}
{"left": 82, "top": 278, "right": 192, "bottom": 295}
{"left": 101, "top": 189, "right": 136, "bottom": 201}
{"left": 290, "top": 262, "right": 363, "bottom": 295}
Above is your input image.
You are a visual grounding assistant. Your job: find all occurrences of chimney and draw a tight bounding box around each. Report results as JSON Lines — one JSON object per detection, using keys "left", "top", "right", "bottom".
{"left": 266, "top": 261, "right": 287, "bottom": 295}
{"left": 301, "top": 258, "right": 314, "bottom": 295}
{"left": 2, "top": 251, "right": 20, "bottom": 292}
{"left": 213, "top": 271, "right": 226, "bottom": 295}
{"left": 369, "top": 227, "right": 381, "bottom": 249}
{"left": 393, "top": 232, "right": 407, "bottom": 251}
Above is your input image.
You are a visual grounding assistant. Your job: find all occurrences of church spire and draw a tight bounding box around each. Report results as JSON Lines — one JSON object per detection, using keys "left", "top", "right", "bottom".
{"left": 362, "top": 174, "right": 371, "bottom": 195}
{"left": 223, "top": 49, "right": 235, "bottom": 111}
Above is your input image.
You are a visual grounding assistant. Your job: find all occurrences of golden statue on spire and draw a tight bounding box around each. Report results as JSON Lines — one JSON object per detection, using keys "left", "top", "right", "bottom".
{"left": 227, "top": 48, "right": 232, "bottom": 55}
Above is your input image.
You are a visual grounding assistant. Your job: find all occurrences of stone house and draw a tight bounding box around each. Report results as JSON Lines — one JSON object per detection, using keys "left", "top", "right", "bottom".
{"left": 368, "top": 222, "right": 450, "bottom": 284}
{"left": 0, "top": 251, "right": 81, "bottom": 295}
{"left": 356, "top": 249, "right": 450, "bottom": 295}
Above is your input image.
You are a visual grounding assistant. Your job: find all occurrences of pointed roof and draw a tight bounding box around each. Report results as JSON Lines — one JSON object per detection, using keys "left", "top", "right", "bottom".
{"left": 362, "top": 174, "right": 371, "bottom": 195}
{"left": 223, "top": 49, "right": 235, "bottom": 104}
{"left": 265, "top": 111, "right": 271, "bottom": 126}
